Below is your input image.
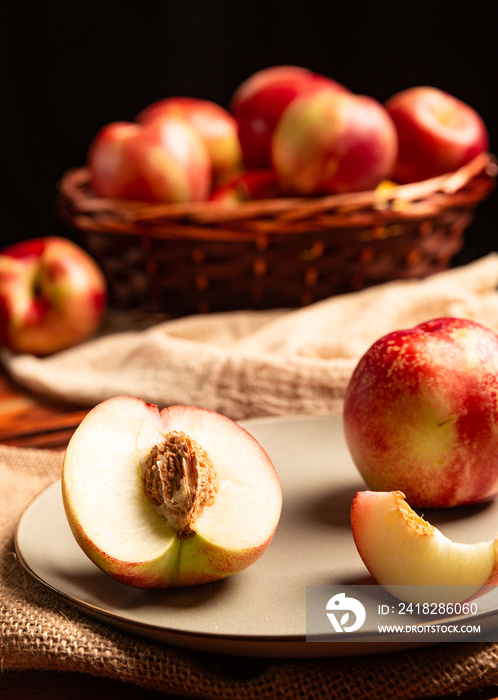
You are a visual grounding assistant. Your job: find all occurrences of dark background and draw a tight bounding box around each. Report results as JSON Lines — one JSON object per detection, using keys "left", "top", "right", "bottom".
{"left": 0, "top": 0, "right": 496, "bottom": 266}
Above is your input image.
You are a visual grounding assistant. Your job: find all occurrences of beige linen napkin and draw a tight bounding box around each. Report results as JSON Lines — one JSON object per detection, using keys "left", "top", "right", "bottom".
{"left": 2, "top": 254, "right": 498, "bottom": 418}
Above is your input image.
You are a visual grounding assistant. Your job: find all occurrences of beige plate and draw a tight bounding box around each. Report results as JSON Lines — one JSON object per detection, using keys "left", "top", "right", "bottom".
{"left": 15, "top": 414, "right": 498, "bottom": 658}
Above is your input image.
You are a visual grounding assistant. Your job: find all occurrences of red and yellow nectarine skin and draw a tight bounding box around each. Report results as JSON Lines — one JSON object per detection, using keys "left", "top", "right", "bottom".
{"left": 87, "top": 116, "right": 211, "bottom": 202}
{"left": 385, "top": 86, "right": 489, "bottom": 183}
{"left": 271, "top": 89, "right": 398, "bottom": 195}
{"left": 230, "top": 65, "right": 348, "bottom": 169}
{"left": 0, "top": 237, "right": 107, "bottom": 356}
{"left": 343, "top": 317, "right": 498, "bottom": 508}
{"left": 209, "top": 169, "right": 282, "bottom": 203}
{"left": 136, "top": 96, "right": 243, "bottom": 183}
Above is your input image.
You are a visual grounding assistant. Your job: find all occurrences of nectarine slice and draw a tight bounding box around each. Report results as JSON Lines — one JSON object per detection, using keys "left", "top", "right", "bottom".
{"left": 351, "top": 490, "right": 498, "bottom": 603}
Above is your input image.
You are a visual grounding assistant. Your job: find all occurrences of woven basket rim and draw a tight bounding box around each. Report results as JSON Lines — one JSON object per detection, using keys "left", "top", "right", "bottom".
{"left": 57, "top": 153, "right": 496, "bottom": 242}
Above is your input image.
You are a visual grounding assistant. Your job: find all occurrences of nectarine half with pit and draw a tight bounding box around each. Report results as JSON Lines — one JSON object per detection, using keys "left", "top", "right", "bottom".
{"left": 62, "top": 396, "right": 283, "bottom": 588}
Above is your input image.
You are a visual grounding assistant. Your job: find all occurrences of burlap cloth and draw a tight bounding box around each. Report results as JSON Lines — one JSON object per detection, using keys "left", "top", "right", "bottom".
{"left": 4, "top": 254, "right": 498, "bottom": 697}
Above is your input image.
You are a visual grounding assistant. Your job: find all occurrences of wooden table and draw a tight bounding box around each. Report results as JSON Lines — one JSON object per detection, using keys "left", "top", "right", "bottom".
{"left": 1, "top": 367, "right": 498, "bottom": 700}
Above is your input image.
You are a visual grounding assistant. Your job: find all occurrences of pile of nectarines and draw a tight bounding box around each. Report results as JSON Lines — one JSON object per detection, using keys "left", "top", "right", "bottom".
{"left": 87, "top": 64, "right": 489, "bottom": 204}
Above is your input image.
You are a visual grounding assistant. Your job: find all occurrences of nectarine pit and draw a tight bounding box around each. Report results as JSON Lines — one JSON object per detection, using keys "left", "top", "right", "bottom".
{"left": 142, "top": 431, "right": 217, "bottom": 539}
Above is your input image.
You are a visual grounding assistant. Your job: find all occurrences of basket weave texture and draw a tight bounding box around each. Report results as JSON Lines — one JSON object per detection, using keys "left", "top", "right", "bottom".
{"left": 58, "top": 153, "right": 497, "bottom": 315}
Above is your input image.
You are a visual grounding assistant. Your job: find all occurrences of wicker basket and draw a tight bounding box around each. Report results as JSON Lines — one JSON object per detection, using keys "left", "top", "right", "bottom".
{"left": 57, "top": 153, "right": 497, "bottom": 316}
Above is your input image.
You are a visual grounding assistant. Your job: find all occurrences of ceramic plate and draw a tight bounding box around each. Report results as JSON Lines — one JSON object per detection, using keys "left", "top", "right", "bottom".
{"left": 15, "top": 414, "right": 498, "bottom": 657}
